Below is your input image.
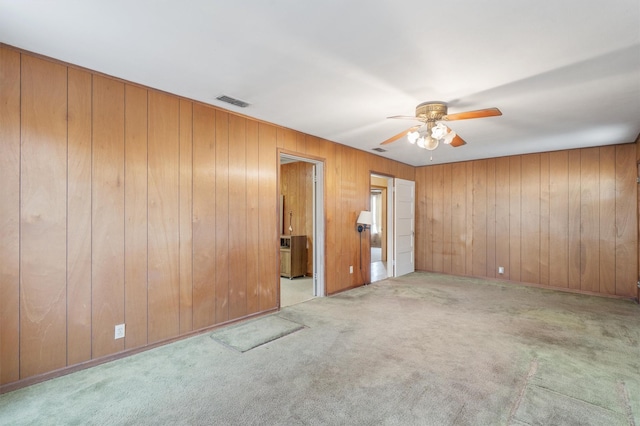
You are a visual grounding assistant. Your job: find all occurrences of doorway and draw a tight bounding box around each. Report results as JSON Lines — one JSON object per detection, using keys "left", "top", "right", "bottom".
{"left": 370, "top": 174, "right": 393, "bottom": 282}
{"left": 279, "top": 154, "right": 325, "bottom": 307}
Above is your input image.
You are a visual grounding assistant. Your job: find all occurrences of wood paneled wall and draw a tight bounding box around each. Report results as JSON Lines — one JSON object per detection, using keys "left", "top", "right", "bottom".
{"left": 415, "top": 147, "right": 638, "bottom": 298}
{"left": 0, "top": 45, "right": 413, "bottom": 388}
{"left": 280, "top": 162, "right": 314, "bottom": 275}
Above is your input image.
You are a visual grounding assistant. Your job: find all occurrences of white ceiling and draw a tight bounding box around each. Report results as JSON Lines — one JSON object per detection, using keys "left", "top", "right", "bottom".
{"left": 1, "top": 1, "right": 638, "bottom": 166}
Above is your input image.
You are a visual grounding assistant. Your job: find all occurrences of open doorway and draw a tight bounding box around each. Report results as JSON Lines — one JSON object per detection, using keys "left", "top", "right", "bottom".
{"left": 370, "top": 174, "right": 393, "bottom": 282}
{"left": 279, "top": 154, "right": 325, "bottom": 307}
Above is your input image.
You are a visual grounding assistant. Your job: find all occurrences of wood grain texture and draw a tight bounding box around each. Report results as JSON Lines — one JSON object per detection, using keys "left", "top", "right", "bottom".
{"left": 494, "top": 157, "right": 510, "bottom": 280}
{"left": 538, "top": 153, "right": 550, "bottom": 286}
{"left": 147, "top": 91, "right": 180, "bottom": 343}
{"left": 20, "top": 55, "right": 68, "bottom": 378}
{"left": 509, "top": 157, "right": 521, "bottom": 282}
{"left": 215, "top": 111, "right": 230, "bottom": 323}
{"left": 472, "top": 161, "right": 487, "bottom": 277}
{"left": 179, "top": 99, "right": 193, "bottom": 333}
{"left": 192, "top": 104, "right": 216, "bottom": 329}
{"left": 67, "top": 68, "right": 93, "bottom": 364}
{"left": 580, "top": 148, "right": 600, "bottom": 292}
{"left": 258, "top": 123, "right": 277, "bottom": 310}
{"left": 520, "top": 154, "right": 540, "bottom": 284}
{"left": 246, "top": 121, "right": 260, "bottom": 313}
{"left": 485, "top": 159, "right": 497, "bottom": 278}
{"left": 442, "top": 165, "right": 452, "bottom": 274}
{"left": 431, "top": 165, "right": 444, "bottom": 272}
{"left": 0, "top": 46, "right": 21, "bottom": 385}
{"left": 549, "top": 151, "right": 569, "bottom": 288}
{"left": 615, "top": 144, "right": 637, "bottom": 297}
{"left": 450, "top": 162, "right": 466, "bottom": 275}
{"left": 228, "top": 114, "right": 247, "bottom": 319}
{"left": 465, "top": 162, "right": 473, "bottom": 274}
{"left": 91, "top": 75, "right": 125, "bottom": 359}
{"left": 124, "top": 84, "right": 148, "bottom": 349}
{"left": 567, "top": 150, "right": 582, "bottom": 290}
{"left": 598, "top": 146, "right": 616, "bottom": 295}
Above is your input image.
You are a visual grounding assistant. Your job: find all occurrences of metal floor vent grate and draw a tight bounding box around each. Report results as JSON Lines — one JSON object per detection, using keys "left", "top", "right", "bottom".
{"left": 372, "top": 147, "right": 387, "bottom": 152}
{"left": 216, "top": 95, "right": 250, "bottom": 108}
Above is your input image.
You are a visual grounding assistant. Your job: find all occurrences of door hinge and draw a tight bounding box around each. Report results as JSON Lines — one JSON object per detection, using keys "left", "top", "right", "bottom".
{"left": 637, "top": 280, "right": 640, "bottom": 289}
{"left": 636, "top": 177, "right": 640, "bottom": 184}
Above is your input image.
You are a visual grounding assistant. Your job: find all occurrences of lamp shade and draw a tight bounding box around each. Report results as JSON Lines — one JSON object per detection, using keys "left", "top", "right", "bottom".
{"left": 356, "top": 210, "right": 373, "bottom": 226}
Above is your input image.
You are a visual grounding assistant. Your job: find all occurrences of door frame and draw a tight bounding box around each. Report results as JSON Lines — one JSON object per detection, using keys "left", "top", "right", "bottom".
{"left": 278, "top": 151, "right": 326, "bottom": 303}
{"left": 370, "top": 172, "right": 395, "bottom": 278}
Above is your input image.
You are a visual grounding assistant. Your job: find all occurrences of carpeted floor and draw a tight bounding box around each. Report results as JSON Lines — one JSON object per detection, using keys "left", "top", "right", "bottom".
{"left": 1, "top": 272, "right": 639, "bottom": 425}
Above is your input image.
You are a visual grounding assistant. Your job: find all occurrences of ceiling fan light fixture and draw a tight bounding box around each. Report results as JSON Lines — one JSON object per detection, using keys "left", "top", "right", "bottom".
{"left": 443, "top": 129, "right": 457, "bottom": 145}
{"left": 407, "top": 131, "right": 419, "bottom": 144}
{"left": 425, "top": 136, "right": 439, "bottom": 151}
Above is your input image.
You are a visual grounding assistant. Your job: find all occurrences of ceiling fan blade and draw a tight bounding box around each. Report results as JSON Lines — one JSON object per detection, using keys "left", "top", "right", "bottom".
{"left": 450, "top": 134, "right": 467, "bottom": 147}
{"left": 380, "top": 126, "right": 420, "bottom": 145}
{"left": 442, "top": 107, "right": 502, "bottom": 121}
{"left": 387, "top": 115, "right": 422, "bottom": 121}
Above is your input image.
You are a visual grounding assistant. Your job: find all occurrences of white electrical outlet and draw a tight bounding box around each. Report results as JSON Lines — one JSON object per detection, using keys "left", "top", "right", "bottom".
{"left": 349, "top": 266, "right": 353, "bottom": 274}
{"left": 114, "top": 323, "right": 125, "bottom": 339}
{"left": 498, "top": 266, "right": 505, "bottom": 274}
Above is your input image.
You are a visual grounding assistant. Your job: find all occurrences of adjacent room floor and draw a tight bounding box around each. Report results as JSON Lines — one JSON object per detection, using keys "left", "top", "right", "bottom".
{"left": 1, "top": 272, "right": 638, "bottom": 425}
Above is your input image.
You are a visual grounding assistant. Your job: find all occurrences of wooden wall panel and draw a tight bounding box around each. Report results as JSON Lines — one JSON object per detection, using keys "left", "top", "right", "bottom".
{"left": 147, "top": 91, "right": 180, "bottom": 343}
{"left": 549, "top": 151, "right": 569, "bottom": 287}
{"left": 615, "top": 144, "right": 637, "bottom": 297}
{"left": 539, "top": 153, "right": 550, "bottom": 286}
{"left": 567, "top": 150, "right": 582, "bottom": 290}
{"left": 179, "top": 99, "right": 194, "bottom": 333}
{"left": 485, "top": 159, "right": 496, "bottom": 278}
{"left": 521, "top": 154, "right": 540, "bottom": 284}
{"left": 599, "top": 146, "right": 616, "bottom": 295}
{"left": 280, "top": 162, "right": 314, "bottom": 275}
{"left": 442, "top": 165, "right": 453, "bottom": 274}
{"left": 246, "top": 121, "right": 260, "bottom": 313}
{"left": 424, "top": 166, "right": 434, "bottom": 272}
{"left": 0, "top": 46, "right": 21, "bottom": 385}
{"left": 215, "top": 111, "right": 230, "bottom": 323}
{"left": 67, "top": 68, "right": 93, "bottom": 364}
{"left": 494, "top": 157, "right": 510, "bottom": 279}
{"left": 509, "top": 157, "right": 521, "bottom": 282}
{"left": 415, "top": 144, "right": 637, "bottom": 300}
{"left": 414, "top": 167, "right": 427, "bottom": 270}
{"left": 324, "top": 141, "right": 337, "bottom": 294}
{"left": 580, "top": 148, "right": 600, "bottom": 292}
{"left": 472, "top": 161, "right": 487, "bottom": 276}
{"left": 20, "top": 56, "right": 68, "bottom": 378}
{"left": 228, "top": 114, "right": 247, "bottom": 319}
{"left": 91, "top": 75, "right": 125, "bottom": 359}
{"left": 450, "top": 162, "right": 466, "bottom": 275}
{"left": 124, "top": 84, "right": 148, "bottom": 349}
{"left": 192, "top": 104, "right": 216, "bottom": 329}
{"left": 258, "top": 123, "right": 277, "bottom": 310}
{"left": 431, "top": 165, "right": 444, "bottom": 272}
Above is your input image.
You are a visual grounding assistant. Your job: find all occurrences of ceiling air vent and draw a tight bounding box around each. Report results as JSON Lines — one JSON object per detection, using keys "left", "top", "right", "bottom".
{"left": 372, "top": 147, "right": 387, "bottom": 152}
{"left": 216, "top": 95, "right": 250, "bottom": 108}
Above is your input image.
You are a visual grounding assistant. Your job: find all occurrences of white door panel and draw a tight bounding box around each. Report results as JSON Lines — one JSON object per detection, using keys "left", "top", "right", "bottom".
{"left": 394, "top": 178, "right": 415, "bottom": 277}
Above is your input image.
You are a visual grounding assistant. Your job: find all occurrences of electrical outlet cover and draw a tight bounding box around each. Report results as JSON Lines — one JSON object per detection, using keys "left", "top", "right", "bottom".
{"left": 114, "top": 324, "right": 125, "bottom": 339}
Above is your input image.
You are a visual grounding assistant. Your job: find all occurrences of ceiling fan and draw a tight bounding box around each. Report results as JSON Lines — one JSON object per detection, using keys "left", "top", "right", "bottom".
{"left": 381, "top": 101, "right": 502, "bottom": 151}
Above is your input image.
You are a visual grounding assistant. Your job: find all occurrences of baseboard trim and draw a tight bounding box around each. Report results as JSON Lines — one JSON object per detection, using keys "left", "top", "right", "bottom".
{"left": 0, "top": 307, "right": 277, "bottom": 395}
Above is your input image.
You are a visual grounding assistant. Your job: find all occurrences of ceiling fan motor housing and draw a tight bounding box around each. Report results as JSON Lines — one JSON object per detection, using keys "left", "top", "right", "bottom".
{"left": 415, "top": 102, "right": 447, "bottom": 121}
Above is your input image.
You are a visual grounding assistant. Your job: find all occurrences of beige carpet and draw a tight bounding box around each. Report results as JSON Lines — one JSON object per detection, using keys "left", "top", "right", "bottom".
{"left": 1, "top": 272, "right": 638, "bottom": 425}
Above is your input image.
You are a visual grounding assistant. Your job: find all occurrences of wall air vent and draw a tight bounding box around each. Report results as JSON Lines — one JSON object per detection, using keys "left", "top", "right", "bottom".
{"left": 372, "top": 147, "right": 387, "bottom": 152}
{"left": 216, "top": 95, "right": 250, "bottom": 108}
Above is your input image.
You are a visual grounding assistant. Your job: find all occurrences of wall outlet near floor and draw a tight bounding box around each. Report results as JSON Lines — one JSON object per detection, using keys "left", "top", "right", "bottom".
{"left": 498, "top": 266, "right": 505, "bottom": 274}
{"left": 114, "top": 323, "right": 125, "bottom": 339}
{"left": 349, "top": 265, "right": 353, "bottom": 274}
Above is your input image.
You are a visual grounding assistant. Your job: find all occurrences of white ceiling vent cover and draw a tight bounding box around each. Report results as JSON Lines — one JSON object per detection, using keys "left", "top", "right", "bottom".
{"left": 216, "top": 95, "right": 250, "bottom": 108}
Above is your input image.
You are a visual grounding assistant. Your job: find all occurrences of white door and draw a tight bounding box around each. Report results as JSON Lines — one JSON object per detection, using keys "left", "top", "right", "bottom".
{"left": 394, "top": 178, "right": 415, "bottom": 277}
